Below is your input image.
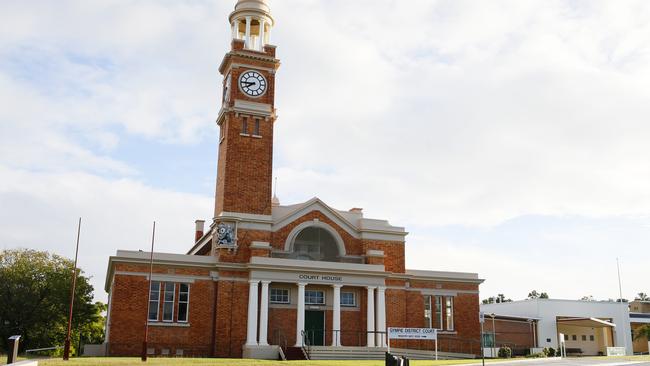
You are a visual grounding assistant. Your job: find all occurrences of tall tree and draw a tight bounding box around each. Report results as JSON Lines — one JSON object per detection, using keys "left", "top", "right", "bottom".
{"left": 0, "top": 249, "right": 102, "bottom": 353}
{"left": 528, "top": 290, "right": 549, "bottom": 299}
{"left": 636, "top": 293, "right": 649, "bottom": 301}
{"left": 482, "top": 294, "right": 513, "bottom": 304}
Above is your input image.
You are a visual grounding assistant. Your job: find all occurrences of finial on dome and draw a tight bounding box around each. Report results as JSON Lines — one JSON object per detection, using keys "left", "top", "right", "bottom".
{"left": 229, "top": 0, "right": 274, "bottom": 51}
{"left": 272, "top": 176, "right": 280, "bottom": 207}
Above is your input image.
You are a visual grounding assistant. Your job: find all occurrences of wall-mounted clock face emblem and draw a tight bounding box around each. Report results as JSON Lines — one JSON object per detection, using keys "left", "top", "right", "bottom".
{"left": 239, "top": 70, "right": 267, "bottom": 97}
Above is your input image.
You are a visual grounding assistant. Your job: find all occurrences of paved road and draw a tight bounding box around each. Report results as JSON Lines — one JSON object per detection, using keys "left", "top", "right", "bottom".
{"left": 463, "top": 359, "right": 650, "bottom": 366}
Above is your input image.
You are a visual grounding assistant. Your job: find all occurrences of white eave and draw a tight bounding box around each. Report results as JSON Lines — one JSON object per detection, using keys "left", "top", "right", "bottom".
{"left": 105, "top": 250, "right": 217, "bottom": 292}
{"left": 397, "top": 269, "right": 484, "bottom": 284}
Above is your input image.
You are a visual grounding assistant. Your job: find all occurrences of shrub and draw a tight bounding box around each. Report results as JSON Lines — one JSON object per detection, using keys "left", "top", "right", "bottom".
{"left": 547, "top": 347, "right": 556, "bottom": 357}
{"left": 526, "top": 352, "right": 547, "bottom": 358}
{"left": 498, "top": 346, "right": 513, "bottom": 358}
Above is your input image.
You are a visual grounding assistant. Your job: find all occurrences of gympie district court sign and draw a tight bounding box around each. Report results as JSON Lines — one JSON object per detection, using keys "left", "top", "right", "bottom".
{"left": 388, "top": 327, "right": 438, "bottom": 340}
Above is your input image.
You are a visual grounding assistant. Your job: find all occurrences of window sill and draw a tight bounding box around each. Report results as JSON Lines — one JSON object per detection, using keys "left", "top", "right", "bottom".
{"left": 240, "top": 133, "right": 250, "bottom": 137}
{"left": 251, "top": 135, "right": 262, "bottom": 139}
{"left": 148, "top": 322, "right": 190, "bottom": 327}
{"left": 439, "top": 330, "right": 457, "bottom": 335}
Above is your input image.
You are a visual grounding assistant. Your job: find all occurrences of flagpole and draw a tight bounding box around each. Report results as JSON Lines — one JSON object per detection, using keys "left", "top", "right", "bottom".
{"left": 142, "top": 221, "right": 156, "bottom": 362}
{"left": 63, "top": 217, "right": 82, "bottom": 360}
{"left": 617, "top": 258, "right": 628, "bottom": 353}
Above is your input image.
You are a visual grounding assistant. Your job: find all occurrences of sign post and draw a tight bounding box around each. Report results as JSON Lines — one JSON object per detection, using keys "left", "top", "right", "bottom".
{"left": 388, "top": 327, "right": 438, "bottom": 360}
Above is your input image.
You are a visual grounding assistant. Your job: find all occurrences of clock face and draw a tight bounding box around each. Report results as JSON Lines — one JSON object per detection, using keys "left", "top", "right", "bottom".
{"left": 239, "top": 70, "right": 267, "bottom": 97}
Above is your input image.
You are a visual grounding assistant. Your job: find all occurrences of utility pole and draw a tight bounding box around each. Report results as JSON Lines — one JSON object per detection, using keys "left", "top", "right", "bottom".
{"left": 63, "top": 217, "right": 82, "bottom": 361}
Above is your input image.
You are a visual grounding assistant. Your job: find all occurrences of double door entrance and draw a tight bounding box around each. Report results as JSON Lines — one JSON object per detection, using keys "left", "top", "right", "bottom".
{"left": 304, "top": 310, "right": 325, "bottom": 346}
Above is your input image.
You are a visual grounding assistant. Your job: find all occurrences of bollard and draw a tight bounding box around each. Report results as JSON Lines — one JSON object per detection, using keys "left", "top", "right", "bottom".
{"left": 7, "top": 335, "right": 21, "bottom": 364}
{"left": 385, "top": 351, "right": 398, "bottom": 366}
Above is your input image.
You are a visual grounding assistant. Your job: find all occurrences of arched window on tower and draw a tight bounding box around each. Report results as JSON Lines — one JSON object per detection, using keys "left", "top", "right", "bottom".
{"left": 291, "top": 226, "right": 341, "bottom": 262}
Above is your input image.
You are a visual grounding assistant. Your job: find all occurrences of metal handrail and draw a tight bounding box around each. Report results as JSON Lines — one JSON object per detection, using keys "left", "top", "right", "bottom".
{"left": 300, "top": 330, "right": 311, "bottom": 360}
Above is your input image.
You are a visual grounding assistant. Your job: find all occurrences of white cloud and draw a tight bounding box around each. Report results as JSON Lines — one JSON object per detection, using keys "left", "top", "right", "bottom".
{"left": 0, "top": 165, "right": 212, "bottom": 299}
{"left": 1, "top": 0, "right": 649, "bottom": 301}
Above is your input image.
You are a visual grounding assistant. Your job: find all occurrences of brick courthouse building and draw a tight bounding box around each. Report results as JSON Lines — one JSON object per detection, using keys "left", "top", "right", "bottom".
{"left": 104, "top": 0, "right": 484, "bottom": 360}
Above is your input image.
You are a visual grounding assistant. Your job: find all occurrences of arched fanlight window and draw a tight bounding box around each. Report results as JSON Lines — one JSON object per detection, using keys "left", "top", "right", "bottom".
{"left": 292, "top": 226, "right": 341, "bottom": 262}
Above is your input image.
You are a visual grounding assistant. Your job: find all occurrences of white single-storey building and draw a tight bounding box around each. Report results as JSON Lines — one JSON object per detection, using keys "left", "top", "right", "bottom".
{"left": 482, "top": 298, "right": 632, "bottom": 356}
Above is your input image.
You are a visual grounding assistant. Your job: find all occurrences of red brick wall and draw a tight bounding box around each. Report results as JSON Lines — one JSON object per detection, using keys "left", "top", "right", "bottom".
{"left": 268, "top": 307, "right": 297, "bottom": 346}
{"left": 213, "top": 278, "right": 249, "bottom": 357}
{"left": 108, "top": 273, "right": 216, "bottom": 357}
{"left": 214, "top": 47, "right": 280, "bottom": 217}
{"left": 214, "top": 111, "right": 275, "bottom": 216}
{"left": 362, "top": 240, "right": 405, "bottom": 273}
{"left": 483, "top": 318, "right": 535, "bottom": 349}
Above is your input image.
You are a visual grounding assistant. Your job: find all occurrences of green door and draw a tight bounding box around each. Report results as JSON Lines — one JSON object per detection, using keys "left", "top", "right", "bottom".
{"left": 305, "top": 310, "right": 325, "bottom": 346}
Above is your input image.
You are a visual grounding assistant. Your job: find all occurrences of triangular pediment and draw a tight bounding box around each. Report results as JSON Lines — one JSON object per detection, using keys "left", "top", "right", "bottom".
{"left": 272, "top": 197, "right": 361, "bottom": 238}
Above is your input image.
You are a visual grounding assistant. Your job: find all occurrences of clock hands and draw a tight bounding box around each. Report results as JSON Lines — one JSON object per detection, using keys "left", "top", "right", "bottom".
{"left": 241, "top": 81, "right": 256, "bottom": 87}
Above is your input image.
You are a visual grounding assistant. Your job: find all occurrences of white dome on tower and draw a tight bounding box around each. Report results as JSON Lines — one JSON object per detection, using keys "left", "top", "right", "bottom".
{"left": 233, "top": 0, "right": 271, "bottom": 18}
{"left": 229, "top": 0, "right": 274, "bottom": 51}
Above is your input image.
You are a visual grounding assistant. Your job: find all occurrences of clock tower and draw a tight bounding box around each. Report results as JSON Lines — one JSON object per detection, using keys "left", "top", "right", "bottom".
{"left": 215, "top": 0, "right": 279, "bottom": 218}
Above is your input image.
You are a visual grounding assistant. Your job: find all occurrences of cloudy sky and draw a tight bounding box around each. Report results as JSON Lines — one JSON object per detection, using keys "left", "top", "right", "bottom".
{"left": 1, "top": 0, "right": 649, "bottom": 303}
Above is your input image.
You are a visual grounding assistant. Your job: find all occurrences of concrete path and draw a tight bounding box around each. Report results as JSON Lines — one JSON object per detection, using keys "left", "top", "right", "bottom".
{"left": 458, "top": 358, "right": 649, "bottom": 366}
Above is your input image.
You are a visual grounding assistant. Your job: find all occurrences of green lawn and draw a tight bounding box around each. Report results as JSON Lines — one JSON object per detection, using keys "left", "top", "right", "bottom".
{"left": 1, "top": 355, "right": 646, "bottom": 366}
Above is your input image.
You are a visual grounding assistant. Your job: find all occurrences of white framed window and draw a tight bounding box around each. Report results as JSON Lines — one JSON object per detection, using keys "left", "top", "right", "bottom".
{"left": 434, "top": 296, "right": 443, "bottom": 330}
{"left": 148, "top": 281, "right": 161, "bottom": 321}
{"left": 305, "top": 290, "right": 325, "bottom": 305}
{"left": 177, "top": 283, "right": 190, "bottom": 322}
{"left": 424, "top": 295, "right": 433, "bottom": 328}
{"left": 162, "top": 282, "right": 175, "bottom": 322}
{"left": 270, "top": 288, "right": 290, "bottom": 304}
{"left": 445, "top": 297, "right": 454, "bottom": 330}
{"left": 341, "top": 291, "right": 356, "bottom": 307}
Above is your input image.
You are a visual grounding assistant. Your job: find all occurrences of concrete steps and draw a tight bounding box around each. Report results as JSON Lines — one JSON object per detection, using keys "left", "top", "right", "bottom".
{"left": 307, "top": 346, "right": 476, "bottom": 360}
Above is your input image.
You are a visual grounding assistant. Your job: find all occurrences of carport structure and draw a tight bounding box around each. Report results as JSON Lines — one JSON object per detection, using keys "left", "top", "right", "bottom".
{"left": 557, "top": 317, "right": 616, "bottom": 356}
{"left": 481, "top": 298, "right": 632, "bottom": 356}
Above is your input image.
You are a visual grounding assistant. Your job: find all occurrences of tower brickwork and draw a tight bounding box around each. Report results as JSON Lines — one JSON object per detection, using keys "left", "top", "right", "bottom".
{"left": 214, "top": 0, "right": 279, "bottom": 217}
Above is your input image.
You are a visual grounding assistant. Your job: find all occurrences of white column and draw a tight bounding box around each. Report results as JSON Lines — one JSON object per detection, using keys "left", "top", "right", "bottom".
{"left": 231, "top": 20, "right": 238, "bottom": 39}
{"left": 332, "top": 285, "right": 342, "bottom": 347}
{"left": 376, "top": 286, "right": 386, "bottom": 347}
{"left": 245, "top": 280, "right": 259, "bottom": 346}
{"left": 367, "top": 286, "right": 376, "bottom": 347}
{"left": 244, "top": 16, "right": 252, "bottom": 49}
{"left": 258, "top": 19, "right": 266, "bottom": 51}
{"left": 295, "top": 282, "right": 307, "bottom": 346}
{"left": 259, "top": 280, "right": 270, "bottom": 346}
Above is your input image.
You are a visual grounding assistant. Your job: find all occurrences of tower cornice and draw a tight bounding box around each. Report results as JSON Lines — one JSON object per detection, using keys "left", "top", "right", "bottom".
{"left": 219, "top": 48, "right": 280, "bottom": 75}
